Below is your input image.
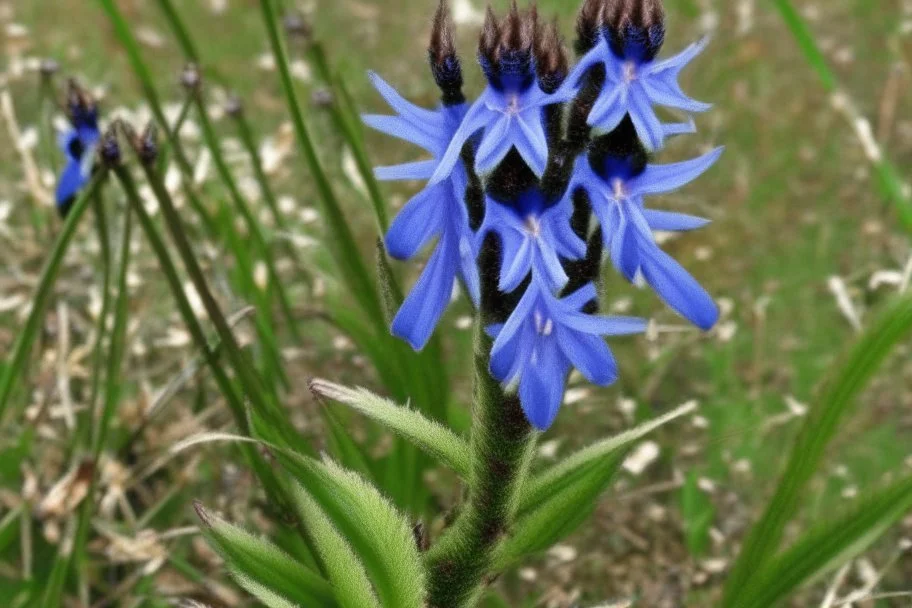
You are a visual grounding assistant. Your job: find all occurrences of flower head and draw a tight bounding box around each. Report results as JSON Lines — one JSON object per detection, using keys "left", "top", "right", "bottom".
{"left": 56, "top": 81, "right": 101, "bottom": 216}
{"left": 489, "top": 282, "right": 645, "bottom": 430}
{"left": 567, "top": 127, "right": 723, "bottom": 329}
{"left": 562, "top": 0, "right": 710, "bottom": 151}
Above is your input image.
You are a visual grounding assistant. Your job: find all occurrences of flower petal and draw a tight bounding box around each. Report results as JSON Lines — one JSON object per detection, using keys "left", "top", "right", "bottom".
{"left": 391, "top": 243, "right": 457, "bottom": 350}
{"left": 384, "top": 185, "right": 444, "bottom": 260}
{"left": 641, "top": 77, "right": 712, "bottom": 113}
{"left": 646, "top": 37, "right": 710, "bottom": 78}
{"left": 627, "top": 85, "right": 666, "bottom": 151}
{"left": 556, "top": 328, "right": 618, "bottom": 386}
{"left": 519, "top": 343, "right": 568, "bottom": 431}
{"left": 639, "top": 243, "right": 719, "bottom": 330}
{"left": 374, "top": 159, "right": 437, "bottom": 182}
{"left": 630, "top": 147, "right": 724, "bottom": 196}
{"left": 475, "top": 116, "right": 515, "bottom": 174}
{"left": 362, "top": 115, "right": 440, "bottom": 153}
{"left": 500, "top": 235, "right": 534, "bottom": 293}
{"left": 588, "top": 85, "right": 627, "bottom": 132}
{"left": 642, "top": 209, "right": 710, "bottom": 232}
{"left": 56, "top": 158, "right": 86, "bottom": 209}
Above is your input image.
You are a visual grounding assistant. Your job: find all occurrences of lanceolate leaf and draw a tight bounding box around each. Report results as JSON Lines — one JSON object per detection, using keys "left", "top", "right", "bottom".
{"left": 310, "top": 379, "right": 471, "bottom": 478}
{"left": 290, "top": 484, "right": 381, "bottom": 608}
{"left": 276, "top": 453, "right": 427, "bottom": 608}
{"left": 517, "top": 401, "right": 697, "bottom": 515}
{"left": 496, "top": 449, "right": 628, "bottom": 568}
{"left": 195, "top": 504, "right": 335, "bottom": 608}
{"left": 734, "top": 474, "right": 912, "bottom": 608}
{"left": 723, "top": 292, "right": 912, "bottom": 601}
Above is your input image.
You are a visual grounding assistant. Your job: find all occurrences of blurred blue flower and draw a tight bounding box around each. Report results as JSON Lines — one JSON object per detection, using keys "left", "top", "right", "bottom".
{"left": 363, "top": 72, "right": 480, "bottom": 351}
{"left": 56, "top": 101, "right": 100, "bottom": 215}
{"left": 479, "top": 188, "right": 585, "bottom": 294}
{"left": 488, "top": 282, "right": 646, "bottom": 430}
{"left": 564, "top": 35, "right": 710, "bottom": 151}
{"left": 568, "top": 146, "right": 724, "bottom": 330}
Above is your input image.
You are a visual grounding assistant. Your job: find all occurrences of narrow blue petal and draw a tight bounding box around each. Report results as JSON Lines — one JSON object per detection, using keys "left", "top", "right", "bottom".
{"left": 647, "top": 37, "right": 710, "bottom": 77}
{"left": 56, "top": 158, "right": 86, "bottom": 207}
{"left": 561, "top": 38, "right": 610, "bottom": 92}
{"left": 475, "top": 117, "right": 514, "bottom": 174}
{"left": 391, "top": 244, "right": 457, "bottom": 350}
{"left": 491, "top": 284, "right": 540, "bottom": 360}
{"left": 534, "top": 241, "right": 570, "bottom": 292}
{"left": 368, "top": 71, "right": 441, "bottom": 126}
{"left": 375, "top": 160, "right": 437, "bottom": 182}
{"left": 429, "top": 99, "right": 491, "bottom": 185}
{"left": 561, "top": 283, "right": 598, "bottom": 310}
{"left": 551, "top": 217, "right": 587, "bottom": 260}
{"left": 515, "top": 111, "right": 549, "bottom": 175}
{"left": 663, "top": 119, "right": 697, "bottom": 138}
{"left": 642, "top": 209, "right": 710, "bottom": 232}
{"left": 628, "top": 85, "right": 666, "bottom": 151}
{"left": 363, "top": 115, "right": 439, "bottom": 153}
{"left": 500, "top": 236, "right": 534, "bottom": 293}
{"left": 384, "top": 186, "right": 443, "bottom": 260}
{"left": 519, "top": 344, "right": 568, "bottom": 431}
{"left": 611, "top": 212, "right": 638, "bottom": 281}
{"left": 58, "top": 129, "right": 78, "bottom": 153}
{"left": 489, "top": 322, "right": 522, "bottom": 382}
{"left": 588, "top": 85, "right": 627, "bottom": 132}
{"left": 631, "top": 147, "right": 724, "bottom": 196}
{"left": 556, "top": 328, "right": 618, "bottom": 386}
{"left": 561, "top": 313, "right": 648, "bottom": 337}
{"left": 641, "top": 77, "right": 712, "bottom": 113}
{"left": 639, "top": 244, "right": 719, "bottom": 331}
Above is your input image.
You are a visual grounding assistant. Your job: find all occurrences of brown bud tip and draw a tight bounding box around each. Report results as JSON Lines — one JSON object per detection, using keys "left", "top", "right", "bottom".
{"left": 66, "top": 79, "right": 93, "bottom": 112}
{"left": 311, "top": 88, "right": 334, "bottom": 108}
{"left": 537, "top": 18, "right": 569, "bottom": 92}
{"left": 283, "top": 11, "right": 312, "bottom": 41}
{"left": 429, "top": 0, "right": 457, "bottom": 65}
{"left": 192, "top": 500, "right": 213, "bottom": 527}
{"left": 39, "top": 58, "right": 59, "bottom": 77}
{"left": 576, "top": 0, "right": 604, "bottom": 54}
{"left": 479, "top": 5, "right": 501, "bottom": 65}
{"left": 180, "top": 63, "right": 202, "bottom": 93}
{"left": 605, "top": 0, "right": 665, "bottom": 32}
{"left": 501, "top": 0, "right": 535, "bottom": 55}
{"left": 99, "top": 125, "right": 122, "bottom": 167}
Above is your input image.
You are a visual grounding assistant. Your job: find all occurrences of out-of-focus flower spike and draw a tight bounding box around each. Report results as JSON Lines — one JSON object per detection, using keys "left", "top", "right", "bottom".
{"left": 56, "top": 80, "right": 101, "bottom": 216}
{"left": 429, "top": 0, "right": 465, "bottom": 106}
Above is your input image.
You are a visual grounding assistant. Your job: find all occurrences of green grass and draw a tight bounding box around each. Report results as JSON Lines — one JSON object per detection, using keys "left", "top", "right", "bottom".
{"left": 1, "top": 0, "right": 910, "bottom": 605}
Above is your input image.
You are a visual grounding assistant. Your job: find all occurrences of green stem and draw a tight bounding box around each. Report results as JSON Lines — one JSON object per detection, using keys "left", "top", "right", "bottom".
{"left": 0, "top": 171, "right": 107, "bottom": 423}
{"left": 424, "top": 324, "right": 535, "bottom": 607}
{"left": 155, "top": 0, "right": 199, "bottom": 62}
{"left": 258, "top": 0, "right": 385, "bottom": 330}
{"left": 191, "top": 93, "right": 302, "bottom": 342}
{"left": 96, "top": 0, "right": 217, "bottom": 237}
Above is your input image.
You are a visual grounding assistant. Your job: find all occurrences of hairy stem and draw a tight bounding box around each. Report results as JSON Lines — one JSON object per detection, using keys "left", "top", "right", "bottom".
{"left": 425, "top": 324, "right": 535, "bottom": 607}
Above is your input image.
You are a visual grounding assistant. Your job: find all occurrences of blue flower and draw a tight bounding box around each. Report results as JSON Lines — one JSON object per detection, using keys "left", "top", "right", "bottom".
{"left": 563, "top": 35, "right": 711, "bottom": 151}
{"left": 363, "top": 72, "right": 480, "bottom": 351}
{"left": 479, "top": 188, "right": 585, "bottom": 294}
{"left": 56, "top": 101, "right": 100, "bottom": 215}
{"left": 488, "top": 282, "right": 646, "bottom": 431}
{"left": 568, "top": 146, "right": 724, "bottom": 330}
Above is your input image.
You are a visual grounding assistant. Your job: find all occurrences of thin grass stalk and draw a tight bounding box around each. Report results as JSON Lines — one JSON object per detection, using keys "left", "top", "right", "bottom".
{"left": 258, "top": 0, "right": 385, "bottom": 329}
{"left": 155, "top": 95, "right": 194, "bottom": 175}
{"left": 112, "top": 163, "right": 298, "bottom": 515}
{"left": 0, "top": 171, "right": 107, "bottom": 422}
{"left": 773, "top": 0, "right": 912, "bottom": 232}
{"left": 190, "top": 93, "right": 302, "bottom": 342}
{"left": 155, "top": 0, "right": 200, "bottom": 63}
{"left": 96, "top": 0, "right": 217, "bottom": 237}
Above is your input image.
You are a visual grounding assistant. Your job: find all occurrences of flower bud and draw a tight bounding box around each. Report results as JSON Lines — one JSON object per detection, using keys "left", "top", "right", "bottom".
{"left": 604, "top": 0, "right": 665, "bottom": 62}
{"left": 180, "top": 63, "right": 203, "bottom": 95}
{"left": 575, "top": 0, "right": 604, "bottom": 55}
{"left": 587, "top": 117, "right": 648, "bottom": 180}
{"left": 224, "top": 95, "right": 244, "bottom": 118}
{"left": 65, "top": 79, "right": 97, "bottom": 127}
{"left": 535, "top": 19, "right": 568, "bottom": 94}
{"left": 478, "top": 2, "right": 537, "bottom": 92}
{"left": 428, "top": 0, "right": 465, "bottom": 106}
{"left": 99, "top": 125, "right": 122, "bottom": 168}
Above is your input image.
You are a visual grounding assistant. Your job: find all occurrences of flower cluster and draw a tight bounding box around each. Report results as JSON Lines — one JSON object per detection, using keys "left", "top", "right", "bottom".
{"left": 366, "top": 0, "right": 721, "bottom": 430}
{"left": 56, "top": 81, "right": 101, "bottom": 217}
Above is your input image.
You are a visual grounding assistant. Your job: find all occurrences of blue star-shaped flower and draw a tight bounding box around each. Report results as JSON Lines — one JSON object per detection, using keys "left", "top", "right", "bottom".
{"left": 479, "top": 188, "right": 585, "bottom": 294}
{"left": 567, "top": 146, "right": 724, "bottom": 330}
{"left": 563, "top": 34, "right": 711, "bottom": 151}
{"left": 363, "top": 72, "right": 480, "bottom": 351}
{"left": 429, "top": 66, "right": 573, "bottom": 185}
{"left": 56, "top": 102, "right": 100, "bottom": 216}
{"left": 488, "top": 282, "right": 646, "bottom": 431}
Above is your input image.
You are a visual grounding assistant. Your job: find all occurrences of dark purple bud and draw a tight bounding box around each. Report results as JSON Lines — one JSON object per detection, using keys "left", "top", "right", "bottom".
{"left": 224, "top": 95, "right": 244, "bottom": 118}
{"left": 604, "top": 0, "right": 665, "bottom": 62}
{"left": 575, "top": 0, "right": 605, "bottom": 55}
{"left": 283, "top": 10, "right": 312, "bottom": 42}
{"left": 39, "top": 58, "right": 59, "bottom": 79}
{"left": 478, "top": 5, "right": 502, "bottom": 80}
{"left": 124, "top": 122, "right": 159, "bottom": 166}
{"left": 587, "top": 117, "right": 648, "bottom": 180}
{"left": 99, "top": 125, "right": 122, "bottom": 167}
{"left": 479, "top": 2, "right": 538, "bottom": 92}
{"left": 65, "top": 79, "right": 98, "bottom": 129}
{"left": 311, "top": 88, "right": 334, "bottom": 108}
{"left": 429, "top": 0, "right": 465, "bottom": 106}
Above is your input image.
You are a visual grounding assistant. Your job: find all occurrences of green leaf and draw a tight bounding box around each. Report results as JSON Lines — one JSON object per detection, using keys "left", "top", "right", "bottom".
{"left": 723, "top": 293, "right": 912, "bottom": 602}
{"left": 195, "top": 503, "right": 336, "bottom": 607}
{"left": 518, "top": 401, "right": 697, "bottom": 515}
{"left": 310, "top": 379, "right": 471, "bottom": 478}
{"left": 495, "top": 449, "right": 627, "bottom": 568}
{"left": 275, "top": 453, "right": 427, "bottom": 607}
{"left": 735, "top": 474, "right": 912, "bottom": 608}
{"left": 289, "top": 484, "right": 381, "bottom": 608}
{"left": 681, "top": 471, "right": 714, "bottom": 557}
{"left": 321, "top": 401, "right": 376, "bottom": 483}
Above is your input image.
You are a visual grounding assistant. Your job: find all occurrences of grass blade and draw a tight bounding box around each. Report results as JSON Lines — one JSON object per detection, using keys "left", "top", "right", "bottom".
{"left": 0, "top": 171, "right": 107, "bottom": 422}
{"left": 735, "top": 474, "right": 912, "bottom": 608}
{"left": 723, "top": 292, "right": 912, "bottom": 602}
